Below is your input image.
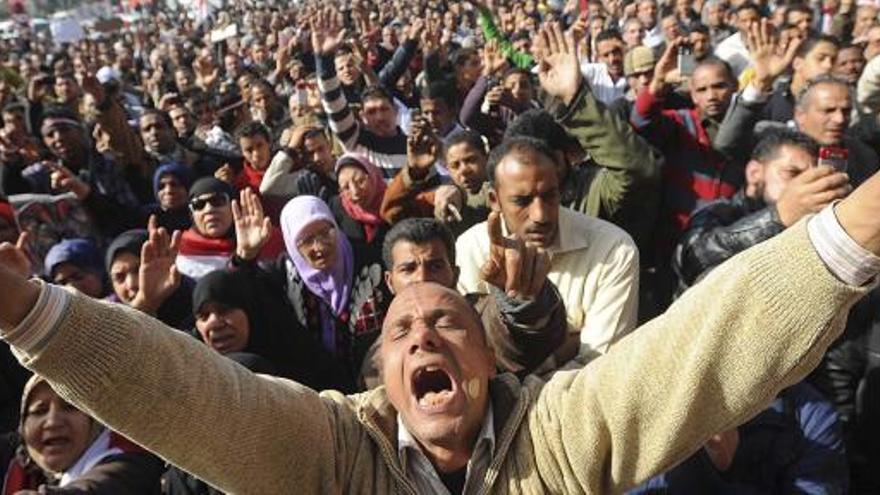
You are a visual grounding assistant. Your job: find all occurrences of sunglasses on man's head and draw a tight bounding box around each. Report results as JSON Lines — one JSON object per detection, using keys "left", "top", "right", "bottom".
{"left": 189, "top": 193, "right": 230, "bottom": 212}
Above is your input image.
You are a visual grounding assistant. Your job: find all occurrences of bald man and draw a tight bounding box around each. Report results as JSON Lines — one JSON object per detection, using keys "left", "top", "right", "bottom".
{"left": 2, "top": 169, "right": 880, "bottom": 493}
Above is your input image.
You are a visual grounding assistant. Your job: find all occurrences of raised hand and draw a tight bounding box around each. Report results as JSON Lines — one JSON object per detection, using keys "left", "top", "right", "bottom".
{"left": 568, "top": 11, "right": 590, "bottom": 47}
{"left": 233, "top": 188, "right": 272, "bottom": 261}
{"left": 747, "top": 18, "right": 801, "bottom": 92}
{"left": 537, "top": 22, "right": 583, "bottom": 105}
{"left": 484, "top": 85, "right": 508, "bottom": 109}
{"left": 27, "top": 74, "right": 52, "bottom": 102}
{"left": 776, "top": 166, "right": 851, "bottom": 227}
{"left": 649, "top": 37, "right": 686, "bottom": 96}
{"left": 434, "top": 184, "right": 464, "bottom": 224}
{"left": 406, "top": 18, "right": 426, "bottom": 43}
{"left": 80, "top": 73, "right": 105, "bottom": 103}
{"left": 480, "top": 211, "right": 551, "bottom": 300}
{"left": 482, "top": 39, "right": 508, "bottom": 77}
{"left": 309, "top": 8, "right": 346, "bottom": 57}
{"left": 131, "top": 216, "right": 181, "bottom": 316}
{"left": 214, "top": 163, "right": 236, "bottom": 184}
{"left": 407, "top": 119, "right": 441, "bottom": 179}
{"left": 0, "top": 232, "right": 32, "bottom": 278}
{"left": 49, "top": 163, "right": 91, "bottom": 200}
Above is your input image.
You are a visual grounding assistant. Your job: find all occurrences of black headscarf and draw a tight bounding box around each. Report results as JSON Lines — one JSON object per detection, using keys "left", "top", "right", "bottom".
{"left": 191, "top": 268, "right": 352, "bottom": 391}
{"left": 104, "top": 229, "right": 148, "bottom": 274}
{"left": 105, "top": 229, "right": 194, "bottom": 330}
{"left": 188, "top": 177, "right": 235, "bottom": 201}
{"left": 192, "top": 269, "right": 273, "bottom": 355}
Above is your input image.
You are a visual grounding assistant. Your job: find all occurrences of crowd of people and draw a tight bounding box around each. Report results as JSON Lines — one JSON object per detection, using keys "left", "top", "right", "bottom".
{"left": 0, "top": 0, "right": 880, "bottom": 492}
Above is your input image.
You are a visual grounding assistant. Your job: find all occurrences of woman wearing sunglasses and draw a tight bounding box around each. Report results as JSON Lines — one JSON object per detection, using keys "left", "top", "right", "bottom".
{"left": 174, "top": 178, "right": 237, "bottom": 281}
{"left": 175, "top": 178, "right": 282, "bottom": 280}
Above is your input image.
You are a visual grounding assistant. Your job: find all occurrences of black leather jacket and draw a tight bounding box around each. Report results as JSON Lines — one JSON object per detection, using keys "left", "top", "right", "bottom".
{"left": 673, "top": 190, "right": 785, "bottom": 289}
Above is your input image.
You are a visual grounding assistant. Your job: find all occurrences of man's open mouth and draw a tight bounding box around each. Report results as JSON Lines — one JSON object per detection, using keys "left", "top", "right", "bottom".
{"left": 412, "top": 365, "right": 456, "bottom": 410}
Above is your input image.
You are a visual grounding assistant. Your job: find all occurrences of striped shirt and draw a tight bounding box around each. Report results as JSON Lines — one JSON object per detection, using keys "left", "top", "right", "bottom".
{"left": 316, "top": 55, "right": 408, "bottom": 181}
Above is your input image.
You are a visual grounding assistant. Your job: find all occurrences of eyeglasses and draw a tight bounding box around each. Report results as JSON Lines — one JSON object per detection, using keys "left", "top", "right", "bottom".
{"left": 189, "top": 193, "right": 230, "bottom": 212}
{"left": 295, "top": 226, "right": 336, "bottom": 250}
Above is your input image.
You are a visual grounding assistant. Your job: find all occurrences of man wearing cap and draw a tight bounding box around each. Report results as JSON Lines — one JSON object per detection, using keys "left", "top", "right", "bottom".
{"left": 610, "top": 46, "right": 692, "bottom": 120}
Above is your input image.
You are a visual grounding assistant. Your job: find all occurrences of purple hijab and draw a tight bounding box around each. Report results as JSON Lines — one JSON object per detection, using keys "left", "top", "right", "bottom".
{"left": 280, "top": 196, "right": 354, "bottom": 317}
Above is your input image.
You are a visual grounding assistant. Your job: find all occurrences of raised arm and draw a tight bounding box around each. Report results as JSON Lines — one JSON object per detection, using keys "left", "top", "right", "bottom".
{"left": 714, "top": 20, "right": 800, "bottom": 166}
{"left": 377, "top": 20, "right": 423, "bottom": 89}
{"left": 538, "top": 23, "right": 660, "bottom": 221}
{"left": 478, "top": 211, "right": 570, "bottom": 375}
{"left": 529, "top": 170, "right": 880, "bottom": 493}
{"left": 312, "top": 9, "right": 361, "bottom": 150}
{"left": 0, "top": 253, "right": 352, "bottom": 493}
{"left": 473, "top": 0, "right": 534, "bottom": 69}
{"left": 380, "top": 118, "right": 441, "bottom": 223}
{"left": 629, "top": 39, "right": 692, "bottom": 150}
{"left": 83, "top": 75, "right": 151, "bottom": 176}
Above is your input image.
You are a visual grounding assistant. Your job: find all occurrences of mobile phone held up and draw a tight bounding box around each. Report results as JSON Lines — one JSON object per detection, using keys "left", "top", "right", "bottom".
{"left": 678, "top": 45, "right": 696, "bottom": 77}
{"left": 818, "top": 146, "right": 848, "bottom": 172}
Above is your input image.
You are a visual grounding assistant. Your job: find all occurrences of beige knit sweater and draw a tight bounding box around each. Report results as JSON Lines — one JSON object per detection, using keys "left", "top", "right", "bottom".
{"left": 11, "top": 222, "right": 870, "bottom": 494}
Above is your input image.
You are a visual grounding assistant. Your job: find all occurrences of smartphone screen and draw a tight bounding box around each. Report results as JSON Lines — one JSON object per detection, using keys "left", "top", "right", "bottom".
{"left": 678, "top": 47, "right": 696, "bottom": 77}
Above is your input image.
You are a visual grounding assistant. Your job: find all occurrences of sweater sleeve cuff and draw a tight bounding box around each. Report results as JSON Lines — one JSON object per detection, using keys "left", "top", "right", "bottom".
{"left": 808, "top": 203, "right": 880, "bottom": 286}
{"left": 2, "top": 281, "right": 70, "bottom": 357}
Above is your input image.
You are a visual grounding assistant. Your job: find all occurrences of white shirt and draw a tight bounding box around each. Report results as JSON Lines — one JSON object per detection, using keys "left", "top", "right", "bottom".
{"left": 397, "top": 404, "right": 495, "bottom": 495}
{"left": 714, "top": 32, "right": 752, "bottom": 77}
{"left": 579, "top": 62, "right": 628, "bottom": 105}
{"left": 456, "top": 208, "right": 640, "bottom": 356}
{"left": 644, "top": 24, "right": 664, "bottom": 48}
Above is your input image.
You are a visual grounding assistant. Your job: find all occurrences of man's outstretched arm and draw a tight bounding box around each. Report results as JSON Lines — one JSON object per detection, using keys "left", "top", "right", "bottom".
{"left": 529, "top": 170, "right": 880, "bottom": 493}
{"left": 0, "top": 235, "right": 349, "bottom": 493}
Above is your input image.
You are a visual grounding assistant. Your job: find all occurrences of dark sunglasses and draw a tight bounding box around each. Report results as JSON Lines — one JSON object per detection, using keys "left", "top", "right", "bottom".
{"left": 189, "top": 193, "right": 230, "bottom": 212}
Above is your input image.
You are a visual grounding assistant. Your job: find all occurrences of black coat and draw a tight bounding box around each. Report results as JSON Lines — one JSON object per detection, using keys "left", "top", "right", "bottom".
{"left": 231, "top": 241, "right": 390, "bottom": 392}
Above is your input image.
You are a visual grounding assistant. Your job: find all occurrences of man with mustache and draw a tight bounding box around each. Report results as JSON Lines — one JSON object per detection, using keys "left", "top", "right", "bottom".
{"left": 0, "top": 156, "right": 879, "bottom": 494}
{"left": 455, "top": 135, "right": 639, "bottom": 359}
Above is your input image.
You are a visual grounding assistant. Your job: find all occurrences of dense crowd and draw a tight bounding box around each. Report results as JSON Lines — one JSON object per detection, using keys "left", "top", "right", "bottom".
{"left": 1, "top": 0, "right": 880, "bottom": 492}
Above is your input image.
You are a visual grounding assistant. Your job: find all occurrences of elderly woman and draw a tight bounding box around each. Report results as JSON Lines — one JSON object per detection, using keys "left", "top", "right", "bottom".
{"left": 231, "top": 195, "right": 389, "bottom": 389}
{"left": 331, "top": 153, "right": 388, "bottom": 250}
{"left": 2, "top": 375, "right": 164, "bottom": 494}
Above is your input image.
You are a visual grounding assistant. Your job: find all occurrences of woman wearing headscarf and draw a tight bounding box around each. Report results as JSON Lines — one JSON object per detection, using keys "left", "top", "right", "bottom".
{"left": 106, "top": 228, "right": 194, "bottom": 330}
{"left": 231, "top": 195, "right": 390, "bottom": 389}
{"left": 43, "top": 238, "right": 106, "bottom": 299}
{"left": 177, "top": 178, "right": 283, "bottom": 280}
{"left": 2, "top": 375, "right": 164, "bottom": 494}
{"left": 175, "top": 178, "right": 237, "bottom": 280}
{"left": 330, "top": 154, "right": 388, "bottom": 251}
{"left": 139, "top": 162, "right": 194, "bottom": 232}
{"left": 190, "top": 268, "right": 350, "bottom": 389}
